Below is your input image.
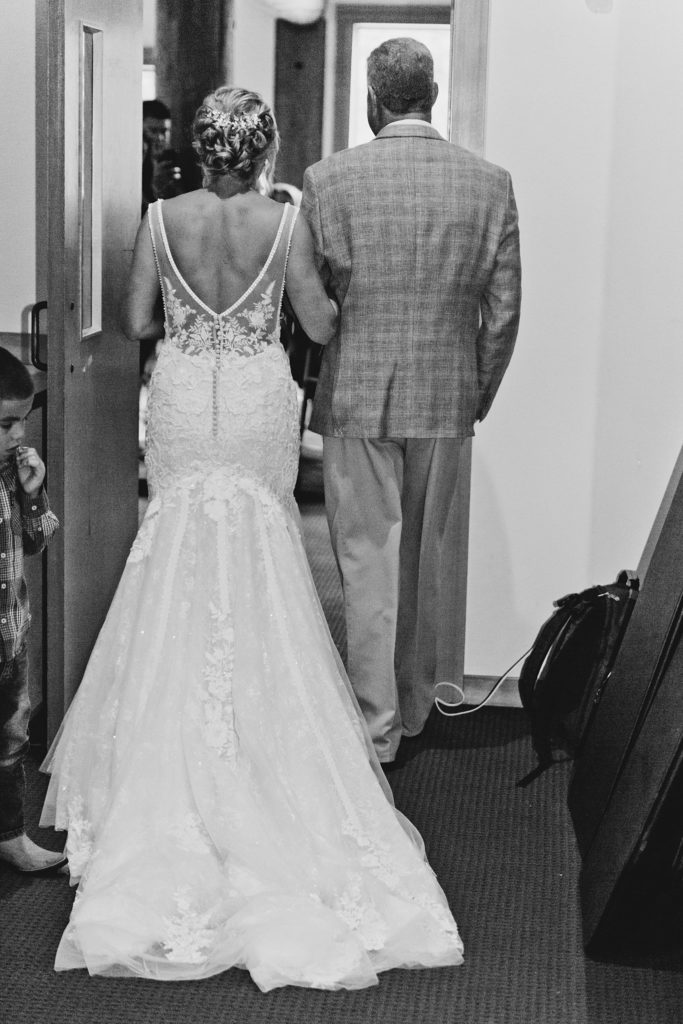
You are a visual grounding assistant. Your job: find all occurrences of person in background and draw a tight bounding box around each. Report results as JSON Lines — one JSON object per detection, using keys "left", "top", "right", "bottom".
{"left": 0, "top": 348, "right": 62, "bottom": 875}
{"left": 302, "top": 37, "right": 522, "bottom": 768}
{"left": 140, "top": 99, "right": 178, "bottom": 409}
{"left": 142, "top": 98, "right": 184, "bottom": 215}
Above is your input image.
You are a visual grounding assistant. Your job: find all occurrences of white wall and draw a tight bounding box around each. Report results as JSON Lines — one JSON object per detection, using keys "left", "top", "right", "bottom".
{"left": 466, "top": 0, "right": 683, "bottom": 677}
{"left": 143, "top": 0, "right": 155, "bottom": 48}
{"left": 0, "top": 1, "right": 36, "bottom": 333}
{"left": 590, "top": 0, "right": 683, "bottom": 575}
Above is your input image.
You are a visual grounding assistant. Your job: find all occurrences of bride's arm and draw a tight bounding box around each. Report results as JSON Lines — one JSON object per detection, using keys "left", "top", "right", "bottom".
{"left": 284, "top": 216, "right": 338, "bottom": 345}
{"left": 122, "top": 213, "right": 165, "bottom": 342}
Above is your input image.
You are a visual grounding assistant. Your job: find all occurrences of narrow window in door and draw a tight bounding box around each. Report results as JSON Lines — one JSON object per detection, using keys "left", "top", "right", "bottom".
{"left": 80, "top": 25, "right": 103, "bottom": 339}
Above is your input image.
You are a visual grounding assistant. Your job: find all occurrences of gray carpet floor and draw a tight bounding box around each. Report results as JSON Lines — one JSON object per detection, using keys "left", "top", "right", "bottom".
{"left": 1, "top": 476, "right": 682, "bottom": 1024}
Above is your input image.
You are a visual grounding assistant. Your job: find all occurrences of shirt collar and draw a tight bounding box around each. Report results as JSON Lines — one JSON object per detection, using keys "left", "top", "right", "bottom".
{"left": 385, "top": 118, "right": 433, "bottom": 128}
{"left": 375, "top": 120, "right": 445, "bottom": 144}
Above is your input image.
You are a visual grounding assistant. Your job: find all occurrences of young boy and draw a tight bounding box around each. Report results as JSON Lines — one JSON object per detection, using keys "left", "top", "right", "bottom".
{"left": 0, "top": 347, "right": 62, "bottom": 874}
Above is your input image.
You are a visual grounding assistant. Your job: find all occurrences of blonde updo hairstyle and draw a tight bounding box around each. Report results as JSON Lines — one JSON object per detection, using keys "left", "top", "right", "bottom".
{"left": 192, "top": 86, "right": 279, "bottom": 187}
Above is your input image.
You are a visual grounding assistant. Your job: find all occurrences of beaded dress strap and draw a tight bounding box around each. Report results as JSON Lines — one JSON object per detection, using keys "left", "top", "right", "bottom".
{"left": 277, "top": 203, "right": 299, "bottom": 320}
{"left": 147, "top": 201, "right": 168, "bottom": 324}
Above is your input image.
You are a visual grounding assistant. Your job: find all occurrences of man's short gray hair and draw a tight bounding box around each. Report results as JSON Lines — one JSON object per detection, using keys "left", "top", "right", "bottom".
{"left": 367, "top": 37, "right": 434, "bottom": 115}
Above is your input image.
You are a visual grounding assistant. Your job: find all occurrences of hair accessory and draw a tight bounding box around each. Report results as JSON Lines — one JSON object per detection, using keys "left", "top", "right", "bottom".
{"left": 206, "top": 107, "right": 261, "bottom": 133}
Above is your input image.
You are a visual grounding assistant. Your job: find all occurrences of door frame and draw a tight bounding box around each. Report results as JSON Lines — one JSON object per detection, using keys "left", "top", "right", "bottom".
{"left": 333, "top": 3, "right": 451, "bottom": 154}
{"left": 447, "top": 0, "right": 490, "bottom": 696}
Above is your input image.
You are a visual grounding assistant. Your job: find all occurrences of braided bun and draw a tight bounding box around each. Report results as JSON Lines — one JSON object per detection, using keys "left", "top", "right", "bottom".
{"left": 192, "top": 86, "right": 279, "bottom": 184}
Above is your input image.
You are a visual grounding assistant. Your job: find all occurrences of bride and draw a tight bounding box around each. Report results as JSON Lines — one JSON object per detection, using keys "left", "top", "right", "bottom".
{"left": 40, "top": 86, "right": 464, "bottom": 991}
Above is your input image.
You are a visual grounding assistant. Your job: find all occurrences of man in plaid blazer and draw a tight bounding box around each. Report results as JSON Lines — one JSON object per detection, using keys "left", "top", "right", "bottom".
{"left": 301, "top": 38, "right": 521, "bottom": 766}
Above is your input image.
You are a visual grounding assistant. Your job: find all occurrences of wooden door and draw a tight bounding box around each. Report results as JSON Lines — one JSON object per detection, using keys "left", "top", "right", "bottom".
{"left": 274, "top": 18, "right": 326, "bottom": 191}
{"left": 443, "top": 1, "right": 491, "bottom": 699}
{"left": 45, "top": 0, "right": 142, "bottom": 741}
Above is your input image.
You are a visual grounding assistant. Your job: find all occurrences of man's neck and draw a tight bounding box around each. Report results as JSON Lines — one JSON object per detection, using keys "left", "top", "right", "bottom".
{"left": 380, "top": 111, "right": 430, "bottom": 129}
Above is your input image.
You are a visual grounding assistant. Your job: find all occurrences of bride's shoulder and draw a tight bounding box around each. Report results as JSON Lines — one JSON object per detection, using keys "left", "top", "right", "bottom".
{"left": 251, "top": 193, "right": 292, "bottom": 219}
{"left": 156, "top": 189, "right": 206, "bottom": 228}
{"left": 243, "top": 195, "right": 294, "bottom": 236}
{"left": 166, "top": 191, "right": 241, "bottom": 242}
{"left": 160, "top": 189, "right": 205, "bottom": 215}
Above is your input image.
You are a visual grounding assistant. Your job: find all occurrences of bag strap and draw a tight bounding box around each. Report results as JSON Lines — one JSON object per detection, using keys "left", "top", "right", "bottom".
{"left": 435, "top": 573, "right": 639, "bottom": 722}
{"left": 434, "top": 597, "right": 583, "bottom": 719}
{"left": 517, "top": 600, "right": 584, "bottom": 709}
{"left": 434, "top": 645, "right": 534, "bottom": 718}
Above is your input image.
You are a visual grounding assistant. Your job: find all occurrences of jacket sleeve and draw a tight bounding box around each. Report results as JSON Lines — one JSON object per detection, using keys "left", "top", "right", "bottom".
{"left": 301, "top": 167, "right": 331, "bottom": 287}
{"left": 475, "top": 172, "right": 522, "bottom": 421}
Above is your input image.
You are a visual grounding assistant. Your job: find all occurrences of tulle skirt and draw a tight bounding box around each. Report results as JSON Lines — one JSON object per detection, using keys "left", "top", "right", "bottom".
{"left": 40, "top": 346, "right": 463, "bottom": 989}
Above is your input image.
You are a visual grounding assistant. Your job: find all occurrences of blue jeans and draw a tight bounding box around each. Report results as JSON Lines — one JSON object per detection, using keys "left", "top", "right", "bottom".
{"left": 0, "top": 644, "right": 31, "bottom": 840}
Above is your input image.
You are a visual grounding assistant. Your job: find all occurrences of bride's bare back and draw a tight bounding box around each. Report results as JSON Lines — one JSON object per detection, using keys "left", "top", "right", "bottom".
{"left": 160, "top": 190, "right": 288, "bottom": 313}
{"left": 125, "top": 188, "right": 336, "bottom": 346}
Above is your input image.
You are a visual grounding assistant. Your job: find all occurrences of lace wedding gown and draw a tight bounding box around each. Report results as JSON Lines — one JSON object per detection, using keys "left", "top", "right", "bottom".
{"left": 40, "top": 199, "right": 463, "bottom": 990}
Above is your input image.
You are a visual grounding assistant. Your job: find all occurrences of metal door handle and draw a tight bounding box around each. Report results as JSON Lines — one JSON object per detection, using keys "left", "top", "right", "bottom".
{"left": 30, "top": 301, "right": 48, "bottom": 371}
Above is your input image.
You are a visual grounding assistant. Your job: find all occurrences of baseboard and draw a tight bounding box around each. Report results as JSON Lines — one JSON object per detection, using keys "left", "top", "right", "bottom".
{"left": 462, "top": 674, "right": 522, "bottom": 709}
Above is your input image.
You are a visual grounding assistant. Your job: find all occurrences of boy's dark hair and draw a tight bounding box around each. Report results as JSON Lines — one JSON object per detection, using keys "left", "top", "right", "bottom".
{"left": 0, "top": 347, "right": 35, "bottom": 402}
{"left": 143, "top": 98, "right": 171, "bottom": 121}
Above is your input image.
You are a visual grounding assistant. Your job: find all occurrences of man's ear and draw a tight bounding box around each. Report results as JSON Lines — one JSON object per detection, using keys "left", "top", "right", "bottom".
{"left": 366, "top": 86, "right": 381, "bottom": 134}
{"left": 431, "top": 82, "right": 439, "bottom": 108}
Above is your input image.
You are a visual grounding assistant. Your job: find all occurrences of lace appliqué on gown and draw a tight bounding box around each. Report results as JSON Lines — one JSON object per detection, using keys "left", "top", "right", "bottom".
{"left": 164, "top": 277, "right": 280, "bottom": 359}
{"left": 162, "top": 889, "right": 216, "bottom": 964}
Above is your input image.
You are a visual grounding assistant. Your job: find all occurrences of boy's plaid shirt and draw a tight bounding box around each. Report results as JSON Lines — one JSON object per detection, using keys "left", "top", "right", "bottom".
{"left": 0, "top": 461, "right": 59, "bottom": 662}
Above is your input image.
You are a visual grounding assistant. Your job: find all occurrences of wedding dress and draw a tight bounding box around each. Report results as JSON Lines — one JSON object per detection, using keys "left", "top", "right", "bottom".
{"left": 40, "top": 199, "right": 464, "bottom": 990}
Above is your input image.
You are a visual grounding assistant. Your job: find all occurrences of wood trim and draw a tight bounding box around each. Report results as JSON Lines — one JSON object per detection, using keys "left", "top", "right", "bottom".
{"left": 447, "top": 0, "right": 490, "bottom": 693}
{"left": 449, "top": 0, "right": 490, "bottom": 152}
{"left": 274, "top": 18, "right": 326, "bottom": 189}
{"left": 46, "top": 0, "right": 67, "bottom": 743}
{"left": 155, "top": 0, "right": 234, "bottom": 155}
{"left": 45, "top": 0, "right": 142, "bottom": 741}
{"left": 447, "top": 437, "right": 472, "bottom": 690}
{"left": 334, "top": 4, "right": 450, "bottom": 153}
{"left": 636, "top": 443, "right": 683, "bottom": 581}
{"left": 464, "top": 673, "right": 522, "bottom": 709}
{"left": 572, "top": 468, "right": 683, "bottom": 947}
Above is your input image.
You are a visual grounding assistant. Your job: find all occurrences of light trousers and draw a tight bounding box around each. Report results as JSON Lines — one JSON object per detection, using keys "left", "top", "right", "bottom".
{"left": 323, "top": 437, "right": 464, "bottom": 762}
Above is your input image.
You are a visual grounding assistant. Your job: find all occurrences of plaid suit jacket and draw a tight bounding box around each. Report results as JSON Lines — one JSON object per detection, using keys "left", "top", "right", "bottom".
{"left": 301, "top": 122, "right": 521, "bottom": 438}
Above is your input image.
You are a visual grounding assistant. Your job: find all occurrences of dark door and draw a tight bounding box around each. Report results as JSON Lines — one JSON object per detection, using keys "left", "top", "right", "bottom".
{"left": 45, "top": 0, "right": 142, "bottom": 740}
